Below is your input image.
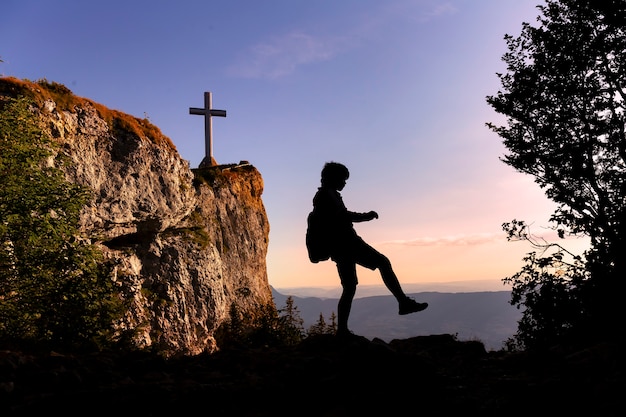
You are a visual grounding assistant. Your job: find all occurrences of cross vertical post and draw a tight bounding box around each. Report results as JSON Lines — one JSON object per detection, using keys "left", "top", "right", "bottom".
{"left": 189, "top": 91, "right": 227, "bottom": 167}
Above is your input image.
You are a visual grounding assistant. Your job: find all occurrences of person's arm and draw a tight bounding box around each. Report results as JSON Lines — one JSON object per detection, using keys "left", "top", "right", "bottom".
{"left": 315, "top": 189, "right": 377, "bottom": 223}
{"left": 348, "top": 210, "right": 378, "bottom": 222}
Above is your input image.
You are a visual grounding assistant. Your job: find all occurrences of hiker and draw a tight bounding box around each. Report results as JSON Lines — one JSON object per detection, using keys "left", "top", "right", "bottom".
{"left": 306, "top": 161, "right": 428, "bottom": 338}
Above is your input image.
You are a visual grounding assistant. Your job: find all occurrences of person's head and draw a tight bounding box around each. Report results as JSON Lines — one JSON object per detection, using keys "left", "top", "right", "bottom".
{"left": 321, "top": 161, "right": 349, "bottom": 190}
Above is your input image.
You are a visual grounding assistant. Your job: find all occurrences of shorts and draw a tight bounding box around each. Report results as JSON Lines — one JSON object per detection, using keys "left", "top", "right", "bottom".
{"left": 331, "top": 237, "right": 387, "bottom": 287}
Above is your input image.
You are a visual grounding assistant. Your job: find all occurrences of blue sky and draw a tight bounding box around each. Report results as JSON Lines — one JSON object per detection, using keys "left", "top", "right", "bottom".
{"left": 1, "top": 0, "right": 589, "bottom": 290}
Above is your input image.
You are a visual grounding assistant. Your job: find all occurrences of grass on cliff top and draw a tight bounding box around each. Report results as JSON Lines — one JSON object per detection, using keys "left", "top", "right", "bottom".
{"left": 0, "top": 76, "right": 175, "bottom": 150}
{"left": 192, "top": 163, "right": 258, "bottom": 189}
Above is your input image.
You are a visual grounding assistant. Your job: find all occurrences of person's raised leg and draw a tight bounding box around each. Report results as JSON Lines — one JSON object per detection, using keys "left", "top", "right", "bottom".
{"left": 375, "top": 253, "right": 429, "bottom": 315}
{"left": 377, "top": 255, "right": 407, "bottom": 300}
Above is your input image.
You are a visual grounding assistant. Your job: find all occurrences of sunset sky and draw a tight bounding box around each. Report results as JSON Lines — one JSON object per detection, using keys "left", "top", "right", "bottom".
{"left": 1, "top": 0, "right": 590, "bottom": 291}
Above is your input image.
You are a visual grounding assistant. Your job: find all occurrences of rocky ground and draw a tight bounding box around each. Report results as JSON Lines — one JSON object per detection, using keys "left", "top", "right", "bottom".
{"left": 1, "top": 334, "right": 623, "bottom": 416}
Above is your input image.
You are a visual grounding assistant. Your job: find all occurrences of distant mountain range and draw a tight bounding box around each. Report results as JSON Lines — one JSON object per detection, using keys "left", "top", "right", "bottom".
{"left": 272, "top": 286, "right": 522, "bottom": 351}
{"left": 274, "top": 279, "right": 514, "bottom": 299}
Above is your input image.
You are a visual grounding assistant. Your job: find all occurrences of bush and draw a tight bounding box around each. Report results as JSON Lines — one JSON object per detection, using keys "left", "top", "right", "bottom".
{"left": 0, "top": 96, "right": 124, "bottom": 352}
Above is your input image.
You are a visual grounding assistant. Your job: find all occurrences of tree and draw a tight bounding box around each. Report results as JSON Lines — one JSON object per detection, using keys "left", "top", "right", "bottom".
{"left": 486, "top": 0, "right": 626, "bottom": 348}
{"left": 0, "top": 95, "right": 124, "bottom": 351}
{"left": 501, "top": 220, "right": 589, "bottom": 350}
{"left": 307, "top": 313, "right": 328, "bottom": 336}
{"left": 278, "top": 296, "right": 305, "bottom": 345}
{"left": 327, "top": 311, "right": 337, "bottom": 334}
{"left": 216, "top": 300, "right": 305, "bottom": 349}
{"left": 307, "top": 312, "right": 337, "bottom": 336}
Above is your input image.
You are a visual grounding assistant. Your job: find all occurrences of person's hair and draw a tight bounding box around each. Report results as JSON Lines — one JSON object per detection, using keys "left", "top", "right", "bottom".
{"left": 321, "top": 161, "right": 349, "bottom": 186}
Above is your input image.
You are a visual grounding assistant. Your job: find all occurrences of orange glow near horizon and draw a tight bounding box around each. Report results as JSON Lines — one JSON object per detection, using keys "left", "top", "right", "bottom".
{"left": 267, "top": 231, "right": 591, "bottom": 290}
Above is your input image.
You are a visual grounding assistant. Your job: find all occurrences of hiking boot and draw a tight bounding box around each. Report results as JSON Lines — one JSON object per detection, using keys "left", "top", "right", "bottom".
{"left": 399, "top": 297, "right": 428, "bottom": 315}
{"left": 336, "top": 329, "right": 360, "bottom": 339}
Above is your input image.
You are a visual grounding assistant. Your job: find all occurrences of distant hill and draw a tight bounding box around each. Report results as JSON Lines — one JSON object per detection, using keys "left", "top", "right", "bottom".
{"left": 272, "top": 287, "right": 522, "bottom": 351}
{"left": 274, "top": 279, "right": 513, "bottom": 298}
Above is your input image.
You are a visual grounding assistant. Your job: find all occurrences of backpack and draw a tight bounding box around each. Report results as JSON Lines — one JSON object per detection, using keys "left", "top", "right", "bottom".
{"left": 305, "top": 211, "right": 331, "bottom": 263}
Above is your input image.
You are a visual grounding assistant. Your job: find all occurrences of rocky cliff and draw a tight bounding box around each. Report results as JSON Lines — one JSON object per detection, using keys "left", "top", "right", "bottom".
{"left": 0, "top": 77, "right": 273, "bottom": 356}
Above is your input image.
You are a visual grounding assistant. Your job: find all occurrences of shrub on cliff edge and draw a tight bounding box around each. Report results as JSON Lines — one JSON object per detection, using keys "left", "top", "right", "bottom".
{"left": 0, "top": 96, "right": 124, "bottom": 352}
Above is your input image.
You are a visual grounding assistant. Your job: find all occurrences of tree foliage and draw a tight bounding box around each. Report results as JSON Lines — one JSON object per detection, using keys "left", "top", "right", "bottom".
{"left": 487, "top": 0, "right": 626, "bottom": 349}
{"left": 0, "top": 96, "right": 124, "bottom": 351}
{"left": 501, "top": 220, "right": 589, "bottom": 350}
{"left": 307, "top": 312, "right": 337, "bottom": 336}
{"left": 277, "top": 296, "right": 305, "bottom": 345}
{"left": 217, "top": 297, "right": 305, "bottom": 349}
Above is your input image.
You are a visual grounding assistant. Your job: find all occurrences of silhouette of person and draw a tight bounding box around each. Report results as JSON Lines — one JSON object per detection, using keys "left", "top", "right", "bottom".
{"left": 307, "top": 161, "right": 428, "bottom": 338}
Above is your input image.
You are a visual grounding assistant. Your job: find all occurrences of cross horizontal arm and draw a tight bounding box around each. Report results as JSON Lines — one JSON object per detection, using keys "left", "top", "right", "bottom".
{"left": 189, "top": 108, "right": 227, "bottom": 117}
{"left": 210, "top": 109, "right": 227, "bottom": 117}
{"left": 189, "top": 108, "right": 205, "bottom": 115}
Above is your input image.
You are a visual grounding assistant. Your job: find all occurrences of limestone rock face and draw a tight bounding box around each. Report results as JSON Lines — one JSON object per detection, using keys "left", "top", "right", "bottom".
{"left": 1, "top": 78, "right": 272, "bottom": 356}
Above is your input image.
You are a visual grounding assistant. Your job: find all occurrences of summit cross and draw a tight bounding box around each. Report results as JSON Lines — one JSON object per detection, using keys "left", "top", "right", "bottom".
{"left": 189, "top": 91, "right": 227, "bottom": 167}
